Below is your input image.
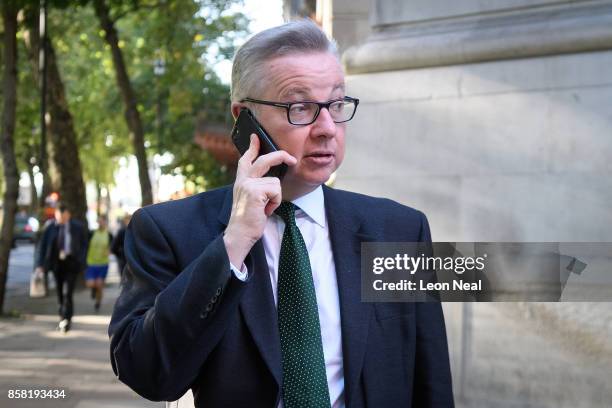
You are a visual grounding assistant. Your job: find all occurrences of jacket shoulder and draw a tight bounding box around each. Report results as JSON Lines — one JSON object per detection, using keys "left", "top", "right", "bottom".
{"left": 328, "top": 187, "right": 426, "bottom": 220}
{"left": 137, "top": 185, "right": 230, "bottom": 219}
{"left": 325, "top": 186, "right": 430, "bottom": 241}
{"left": 130, "top": 185, "right": 231, "bottom": 241}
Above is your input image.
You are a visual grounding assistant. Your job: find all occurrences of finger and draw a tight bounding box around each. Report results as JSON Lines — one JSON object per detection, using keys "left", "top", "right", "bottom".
{"left": 264, "top": 186, "right": 283, "bottom": 216}
{"left": 237, "top": 176, "right": 281, "bottom": 214}
{"left": 235, "top": 135, "right": 260, "bottom": 183}
{"left": 244, "top": 176, "right": 282, "bottom": 187}
{"left": 250, "top": 150, "right": 297, "bottom": 178}
{"left": 234, "top": 176, "right": 279, "bottom": 200}
{"left": 240, "top": 134, "right": 260, "bottom": 164}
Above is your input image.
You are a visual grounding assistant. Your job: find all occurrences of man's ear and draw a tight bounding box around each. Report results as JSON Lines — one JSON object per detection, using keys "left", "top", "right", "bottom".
{"left": 231, "top": 102, "right": 245, "bottom": 120}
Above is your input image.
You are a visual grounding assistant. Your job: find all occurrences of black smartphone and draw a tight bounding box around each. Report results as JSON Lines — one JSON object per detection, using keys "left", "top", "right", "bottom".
{"left": 231, "top": 107, "right": 287, "bottom": 180}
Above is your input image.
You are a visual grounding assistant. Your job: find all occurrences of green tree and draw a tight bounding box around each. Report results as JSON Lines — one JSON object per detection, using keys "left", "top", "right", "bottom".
{"left": 22, "top": 4, "right": 88, "bottom": 223}
{"left": 48, "top": 4, "right": 131, "bottom": 214}
{"left": 90, "top": 0, "right": 248, "bottom": 193}
{"left": 0, "top": 0, "right": 21, "bottom": 314}
{"left": 92, "top": 0, "right": 154, "bottom": 206}
{"left": 14, "top": 34, "right": 41, "bottom": 215}
{"left": 130, "top": 0, "right": 248, "bottom": 191}
{"left": 10, "top": 0, "right": 247, "bottom": 228}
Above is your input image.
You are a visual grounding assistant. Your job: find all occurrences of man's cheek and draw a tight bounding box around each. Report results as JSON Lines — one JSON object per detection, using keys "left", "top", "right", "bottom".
{"left": 335, "top": 144, "right": 346, "bottom": 168}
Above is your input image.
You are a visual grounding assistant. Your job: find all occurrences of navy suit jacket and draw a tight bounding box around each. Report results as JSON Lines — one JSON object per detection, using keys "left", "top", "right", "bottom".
{"left": 109, "top": 185, "right": 454, "bottom": 407}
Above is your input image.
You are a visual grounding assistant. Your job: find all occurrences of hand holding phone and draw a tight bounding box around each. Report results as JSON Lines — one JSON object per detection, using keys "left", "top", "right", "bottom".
{"left": 224, "top": 110, "right": 296, "bottom": 268}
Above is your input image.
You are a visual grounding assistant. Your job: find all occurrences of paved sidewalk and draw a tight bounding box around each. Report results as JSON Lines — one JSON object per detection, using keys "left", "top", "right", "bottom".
{"left": 0, "top": 247, "right": 163, "bottom": 408}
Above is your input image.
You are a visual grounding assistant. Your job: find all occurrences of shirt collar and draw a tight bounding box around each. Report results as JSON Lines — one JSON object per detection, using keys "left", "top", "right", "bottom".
{"left": 290, "top": 185, "right": 326, "bottom": 228}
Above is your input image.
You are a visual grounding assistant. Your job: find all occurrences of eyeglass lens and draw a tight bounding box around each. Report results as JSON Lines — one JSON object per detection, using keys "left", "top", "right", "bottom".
{"left": 288, "top": 100, "right": 356, "bottom": 124}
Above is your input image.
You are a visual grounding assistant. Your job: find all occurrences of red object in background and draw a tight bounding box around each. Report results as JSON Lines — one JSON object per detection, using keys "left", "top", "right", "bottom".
{"left": 193, "top": 122, "right": 239, "bottom": 166}
{"left": 43, "top": 207, "right": 55, "bottom": 220}
{"left": 42, "top": 192, "right": 60, "bottom": 221}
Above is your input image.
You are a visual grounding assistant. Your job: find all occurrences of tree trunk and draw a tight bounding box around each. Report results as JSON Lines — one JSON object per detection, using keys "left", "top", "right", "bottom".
{"left": 37, "top": 154, "right": 53, "bottom": 220}
{"left": 93, "top": 0, "right": 153, "bottom": 207}
{"left": 23, "top": 7, "right": 88, "bottom": 224}
{"left": 95, "top": 180, "right": 102, "bottom": 217}
{"left": 0, "top": 3, "right": 21, "bottom": 315}
{"left": 105, "top": 184, "right": 111, "bottom": 218}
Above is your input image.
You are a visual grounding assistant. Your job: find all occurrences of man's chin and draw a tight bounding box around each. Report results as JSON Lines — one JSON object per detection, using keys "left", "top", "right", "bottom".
{"left": 281, "top": 172, "right": 332, "bottom": 194}
{"left": 299, "top": 172, "right": 334, "bottom": 185}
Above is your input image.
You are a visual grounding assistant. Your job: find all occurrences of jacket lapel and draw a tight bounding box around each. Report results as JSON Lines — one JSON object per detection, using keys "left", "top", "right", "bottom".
{"left": 217, "top": 188, "right": 283, "bottom": 389}
{"left": 323, "top": 186, "right": 374, "bottom": 407}
{"left": 239, "top": 240, "right": 283, "bottom": 388}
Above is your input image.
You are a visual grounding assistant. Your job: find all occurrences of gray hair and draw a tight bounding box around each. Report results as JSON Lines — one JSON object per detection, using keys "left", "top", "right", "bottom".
{"left": 231, "top": 19, "right": 339, "bottom": 103}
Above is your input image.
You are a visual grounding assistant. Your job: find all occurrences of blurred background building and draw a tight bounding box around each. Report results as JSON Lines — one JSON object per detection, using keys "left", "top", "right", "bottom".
{"left": 285, "top": 0, "right": 612, "bottom": 407}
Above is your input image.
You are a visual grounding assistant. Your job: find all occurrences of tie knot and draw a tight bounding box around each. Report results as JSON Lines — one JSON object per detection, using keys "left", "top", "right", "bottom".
{"left": 275, "top": 201, "right": 296, "bottom": 224}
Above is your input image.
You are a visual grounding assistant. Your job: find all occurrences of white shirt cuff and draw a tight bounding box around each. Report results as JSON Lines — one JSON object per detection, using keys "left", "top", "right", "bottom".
{"left": 230, "top": 262, "right": 248, "bottom": 281}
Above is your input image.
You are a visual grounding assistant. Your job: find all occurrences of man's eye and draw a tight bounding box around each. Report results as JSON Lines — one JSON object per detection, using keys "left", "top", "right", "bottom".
{"left": 330, "top": 102, "right": 344, "bottom": 113}
{"left": 290, "top": 104, "right": 313, "bottom": 114}
{"left": 291, "top": 104, "right": 307, "bottom": 113}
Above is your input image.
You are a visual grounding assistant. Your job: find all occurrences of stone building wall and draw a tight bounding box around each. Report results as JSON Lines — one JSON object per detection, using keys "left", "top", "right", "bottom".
{"left": 327, "top": 0, "right": 612, "bottom": 406}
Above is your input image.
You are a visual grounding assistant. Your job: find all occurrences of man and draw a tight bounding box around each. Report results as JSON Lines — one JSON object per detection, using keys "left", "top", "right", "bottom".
{"left": 110, "top": 20, "right": 454, "bottom": 407}
{"left": 110, "top": 213, "right": 131, "bottom": 278}
{"left": 36, "top": 203, "right": 88, "bottom": 332}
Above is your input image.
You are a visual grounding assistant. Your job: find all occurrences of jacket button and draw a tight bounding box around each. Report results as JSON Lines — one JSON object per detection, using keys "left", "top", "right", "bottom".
{"left": 200, "top": 312, "right": 208, "bottom": 319}
{"left": 211, "top": 295, "right": 218, "bottom": 303}
{"left": 215, "top": 287, "right": 222, "bottom": 296}
{"left": 205, "top": 303, "right": 213, "bottom": 312}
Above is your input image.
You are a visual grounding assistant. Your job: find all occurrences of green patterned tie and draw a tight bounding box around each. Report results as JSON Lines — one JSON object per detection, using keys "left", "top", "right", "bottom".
{"left": 275, "top": 202, "right": 331, "bottom": 408}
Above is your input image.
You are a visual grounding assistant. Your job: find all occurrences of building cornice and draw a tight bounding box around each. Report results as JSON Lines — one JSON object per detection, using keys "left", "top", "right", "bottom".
{"left": 344, "top": 1, "right": 612, "bottom": 74}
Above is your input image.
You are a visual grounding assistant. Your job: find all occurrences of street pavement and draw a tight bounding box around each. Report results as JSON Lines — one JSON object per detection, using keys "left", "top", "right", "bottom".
{"left": 0, "top": 242, "right": 164, "bottom": 408}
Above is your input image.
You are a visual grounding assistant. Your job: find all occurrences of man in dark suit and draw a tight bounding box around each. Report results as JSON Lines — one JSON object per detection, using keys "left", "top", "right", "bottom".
{"left": 36, "top": 203, "right": 88, "bottom": 332}
{"left": 109, "top": 20, "right": 453, "bottom": 407}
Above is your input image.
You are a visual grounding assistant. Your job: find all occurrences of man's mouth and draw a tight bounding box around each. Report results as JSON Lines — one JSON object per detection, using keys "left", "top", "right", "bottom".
{"left": 305, "top": 151, "right": 334, "bottom": 158}
{"left": 304, "top": 151, "right": 335, "bottom": 165}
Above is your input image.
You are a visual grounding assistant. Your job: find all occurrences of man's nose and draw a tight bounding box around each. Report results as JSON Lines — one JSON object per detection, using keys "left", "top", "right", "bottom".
{"left": 311, "top": 107, "right": 337, "bottom": 138}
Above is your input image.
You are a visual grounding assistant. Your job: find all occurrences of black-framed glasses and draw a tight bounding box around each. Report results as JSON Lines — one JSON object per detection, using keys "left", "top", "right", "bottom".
{"left": 241, "top": 96, "right": 360, "bottom": 125}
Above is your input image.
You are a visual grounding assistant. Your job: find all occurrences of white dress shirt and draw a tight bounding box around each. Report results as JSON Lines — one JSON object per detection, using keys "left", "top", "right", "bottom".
{"left": 230, "top": 186, "right": 345, "bottom": 408}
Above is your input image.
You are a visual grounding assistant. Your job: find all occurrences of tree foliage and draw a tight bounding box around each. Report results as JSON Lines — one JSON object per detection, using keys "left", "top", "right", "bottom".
{"left": 10, "top": 0, "right": 248, "bottom": 206}
{"left": 79, "top": 0, "right": 247, "bottom": 191}
{"left": 102, "top": 0, "right": 248, "bottom": 190}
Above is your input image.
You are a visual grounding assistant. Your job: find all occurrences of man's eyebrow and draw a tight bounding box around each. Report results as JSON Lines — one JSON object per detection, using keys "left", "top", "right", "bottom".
{"left": 280, "top": 87, "right": 310, "bottom": 100}
{"left": 280, "top": 83, "right": 346, "bottom": 100}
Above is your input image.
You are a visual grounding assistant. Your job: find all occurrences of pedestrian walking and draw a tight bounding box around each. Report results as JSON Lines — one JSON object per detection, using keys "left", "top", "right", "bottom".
{"left": 110, "top": 213, "right": 131, "bottom": 278}
{"left": 86, "top": 216, "right": 112, "bottom": 312}
{"left": 35, "top": 203, "right": 88, "bottom": 333}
